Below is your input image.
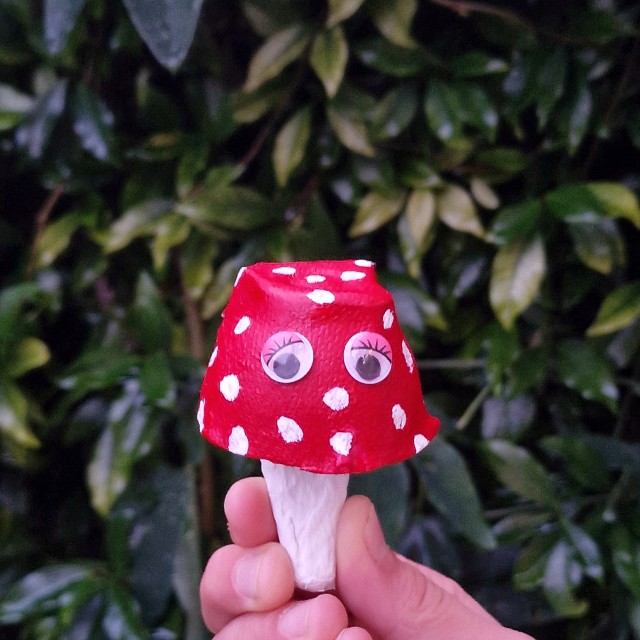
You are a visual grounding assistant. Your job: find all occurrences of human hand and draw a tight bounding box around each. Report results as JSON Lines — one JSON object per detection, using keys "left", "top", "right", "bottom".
{"left": 200, "top": 477, "right": 535, "bottom": 640}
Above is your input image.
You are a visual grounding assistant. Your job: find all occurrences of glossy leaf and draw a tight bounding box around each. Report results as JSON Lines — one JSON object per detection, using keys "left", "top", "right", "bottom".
{"left": 567, "top": 217, "right": 624, "bottom": 274}
{"left": 490, "top": 235, "right": 546, "bottom": 330}
{"left": 457, "top": 82, "right": 498, "bottom": 141}
{"left": 405, "top": 189, "right": 437, "bottom": 249}
{"left": 425, "top": 80, "right": 463, "bottom": 142}
{"left": 451, "top": 52, "right": 507, "bottom": 77}
{"left": 34, "top": 210, "right": 95, "bottom": 270}
{"left": 139, "top": 352, "right": 175, "bottom": 408}
{"left": 327, "top": 106, "right": 375, "bottom": 157}
{"left": 0, "top": 377, "right": 40, "bottom": 448}
{"left": 348, "top": 190, "right": 405, "bottom": 237}
{"left": 470, "top": 177, "right": 499, "bottom": 210}
{"left": 44, "top": 0, "right": 87, "bottom": 54}
{"left": 122, "top": 0, "right": 203, "bottom": 70}
{"left": 243, "top": 25, "right": 311, "bottom": 93}
{"left": 150, "top": 213, "right": 191, "bottom": 271}
{"left": 126, "top": 273, "right": 173, "bottom": 353}
{"left": 543, "top": 541, "right": 589, "bottom": 617}
{"left": 436, "top": 184, "right": 485, "bottom": 238}
{"left": 417, "top": 438, "right": 496, "bottom": 549}
{"left": 354, "top": 37, "right": 425, "bottom": 77}
{"left": 587, "top": 182, "right": 640, "bottom": 228}
{"left": 489, "top": 199, "right": 542, "bottom": 245}
{"left": 6, "top": 337, "right": 51, "bottom": 378}
{"left": 101, "top": 585, "right": 147, "bottom": 639}
{"left": 368, "top": 0, "right": 417, "bottom": 48}
{"left": 0, "top": 83, "right": 34, "bottom": 130}
{"left": 535, "top": 48, "right": 567, "bottom": 127}
{"left": 72, "top": 85, "right": 115, "bottom": 162}
{"left": 176, "top": 186, "right": 278, "bottom": 230}
{"left": 180, "top": 233, "right": 219, "bottom": 300}
{"left": 310, "top": 26, "right": 348, "bottom": 98}
{"left": 482, "top": 439, "right": 561, "bottom": 510}
{"left": 556, "top": 339, "right": 618, "bottom": 412}
{"left": 326, "top": 0, "right": 365, "bottom": 28}
{"left": 562, "top": 520, "right": 603, "bottom": 582}
{"left": 587, "top": 281, "right": 640, "bottom": 336}
{"left": 272, "top": 106, "right": 312, "bottom": 186}
{"left": 370, "top": 84, "right": 417, "bottom": 141}
{"left": 566, "top": 81, "right": 592, "bottom": 154}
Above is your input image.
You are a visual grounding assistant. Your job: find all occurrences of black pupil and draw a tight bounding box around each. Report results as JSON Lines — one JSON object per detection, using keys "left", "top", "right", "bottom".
{"left": 356, "top": 352, "right": 381, "bottom": 380}
{"left": 273, "top": 352, "right": 301, "bottom": 379}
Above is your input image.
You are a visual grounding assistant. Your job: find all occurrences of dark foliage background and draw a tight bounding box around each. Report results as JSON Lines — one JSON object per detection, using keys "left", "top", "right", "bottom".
{"left": 1, "top": 0, "right": 640, "bottom": 638}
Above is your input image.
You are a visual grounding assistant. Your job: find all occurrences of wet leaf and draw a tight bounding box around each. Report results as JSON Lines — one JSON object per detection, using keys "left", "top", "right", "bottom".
{"left": 417, "top": 438, "right": 496, "bottom": 549}
{"left": 482, "top": 439, "right": 561, "bottom": 510}
{"left": 368, "top": 0, "right": 418, "bottom": 48}
{"left": 243, "top": 25, "right": 311, "bottom": 93}
{"left": 348, "top": 190, "right": 405, "bottom": 237}
{"left": 122, "top": 0, "right": 203, "bottom": 70}
{"left": 272, "top": 106, "right": 312, "bottom": 186}
{"left": 587, "top": 281, "right": 640, "bottom": 336}
{"left": 436, "top": 184, "right": 485, "bottom": 238}
{"left": 310, "top": 26, "right": 348, "bottom": 98}
{"left": 543, "top": 541, "right": 589, "bottom": 617}
{"left": 6, "top": 337, "right": 50, "bottom": 378}
{"left": 327, "top": 0, "right": 365, "bottom": 27}
{"left": 490, "top": 235, "right": 546, "bottom": 330}
{"left": 556, "top": 339, "right": 618, "bottom": 412}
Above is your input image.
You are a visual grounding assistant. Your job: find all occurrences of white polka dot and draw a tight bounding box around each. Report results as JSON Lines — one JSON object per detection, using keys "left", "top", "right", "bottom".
{"left": 229, "top": 426, "right": 249, "bottom": 455}
{"left": 354, "top": 259, "right": 374, "bottom": 267}
{"left": 323, "top": 387, "right": 349, "bottom": 411}
{"left": 197, "top": 399, "right": 205, "bottom": 432}
{"left": 414, "top": 434, "right": 430, "bottom": 453}
{"left": 234, "top": 316, "right": 251, "bottom": 335}
{"left": 234, "top": 266, "right": 247, "bottom": 287}
{"left": 402, "top": 340, "right": 414, "bottom": 373}
{"left": 306, "top": 274, "right": 326, "bottom": 284}
{"left": 208, "top": 346, "right": 218, "bottom": 367}
{"left": 383, "top": 309, "right": 394, "bottom": 329}
{"left": 341, "top": 271, "right": 366, "bottom": 281}
{"left": 392, "top": 404, "right": 406, "bottom": 430}
{"left": 273, "top": 266, "right": 296, "bottom": 275}
{"left": 307, "top": 289, "right": 335, "bottom": 304}
{"left": 220, "top": 374, "right": 240, "bottom": 401}
{"left": 277, "top": 416, "right": 304, "bottom": 443}
{"left": 330, "top": 432, "right": 353, "bottom": 456}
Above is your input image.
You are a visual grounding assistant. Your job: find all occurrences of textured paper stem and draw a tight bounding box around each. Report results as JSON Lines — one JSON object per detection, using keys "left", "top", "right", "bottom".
{"left": 261, "top": 460, "right": 349, "bottom": 591}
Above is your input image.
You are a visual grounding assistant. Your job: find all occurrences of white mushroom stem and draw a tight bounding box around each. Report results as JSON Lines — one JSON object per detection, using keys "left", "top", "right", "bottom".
{"left": 261, "top": 460, "right": 349, "bottom": 592}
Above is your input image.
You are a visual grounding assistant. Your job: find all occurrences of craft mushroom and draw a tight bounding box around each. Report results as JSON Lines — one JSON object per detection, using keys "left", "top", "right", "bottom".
{"left": 198, "top": 260, "right": 440, "bottom": 592}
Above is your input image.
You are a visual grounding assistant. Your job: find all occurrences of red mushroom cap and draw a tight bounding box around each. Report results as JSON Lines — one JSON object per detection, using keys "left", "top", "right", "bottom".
{"left": 198, "top": 260, "right": 439, "bottom": 474}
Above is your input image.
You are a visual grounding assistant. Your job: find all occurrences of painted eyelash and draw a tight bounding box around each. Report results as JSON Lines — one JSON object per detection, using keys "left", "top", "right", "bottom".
{"left": 264, "top": 336, "right": 304, "bottom": 364}
{"left": 351, "top": 339, "right": 392, "bottom": 361}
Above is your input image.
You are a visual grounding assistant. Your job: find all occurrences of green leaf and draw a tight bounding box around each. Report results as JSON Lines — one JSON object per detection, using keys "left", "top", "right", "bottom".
{"left": 44, "top": 0, "right": 88, "bottom": 54}
{"left": 566, "top": 81, "right": 592, "bottom": 154}
{"left": 482, "top": 439, "right": 561, "bottom": 510}
{"left": 6, "top": 337, "right": 50, "bottom": 378}
{"left": 540, "top": 436, "right": 609, "bottom": 491}
{"left": 370, "top": 84, "right": 417, "bottom": 141}
{"left": 327, "top": 0, "right": 365, "bottom": 27}
{"left": 417, "top": 438, "right": 496, "bottom": 549}
{"left": 0, "top": 377, "right": 40, "bottom": 448}
{"left": 368, "top": 0, "right": 418, "bottom": 48}
{"left": 567, "top": 217, "right": 625, "bottom": 274}
{"left": 556, "top": 339, "right": 618, "bottom": 412}
{"left": 470, "top": 177, "right": 499, "bottom": 210}
{"left": 122, "top": 0, "right": 203, "bottom": 70}
{"left": 180, "top": 233, "right": 219, "bottom": 300}
{"left": 177, "top": 186, "right": 278, "bottom": 230}
{"left": 272, "top": 106, "right": 312, "bottom": 186}
{"left": 310, "top": 26, "right": 348, "bottom": 98}
{"left": 0, "top": 564, "right": 100, "bottom": 624}
{"left": 513, "top": 534, "right": 557, "bottom": 591}
{"left": 126, "top": 273, "right": 173, "bottom": 353}
{"left": 457, "top": 82, "right": 498, "bottom": 142}
{"left": 543, "top": 541, "right": 589, "bottom": 617}
{"left": 611, "top": 525, "right": 640, "bottom": 600}
{"left": 233, "top": 82, "right": 284, "bottom": 123}
{"left": 490, "top": 235, "right": 546, "bottom": 330}
{"left": 562, "top": 520, "right": 603, "bottom": 582}
{"left": 348, "top": 190, "right": 405, "bottom": 237}
{"left": 587, "top": 282, "right": 640, "bottom": 336}
{"left": 405, "top": 189, "right": 437, "bottom": 250}
{"left": 34, "top": 210, "right": 95, "bottom": 269}
{"left": 87, "top": 383, "right": 155, "bottom": 516}
{"left": 436, "top": 184, "right": 485, "bottom": 238}
{"left": 101, "top": 585, "right": 148, "bottom": 639}
{"left": 139, "top": 352, "right": 175, "bottom": 408}
{"left": 587, "top": 182, "right": 640, "bottom": 228}
{"left": 476, "top": 147, "right": 528, "bottom": 175}
{"left": 72, "top": 85, "right": 115, "bottom": 162}
{"left": 243, "top": 25, "right": 311, "bottom": 93}
{"left": 150, "top": 213, "right": 191, "bottom": 271}
{"left": 535, "top": 48, "right": 567, "bottom": 127}
{"left": 99, "top": 199, "right": 174, "bottom": 254}
{"left": 425, "top": 79, "right": 463, "bottom": 142}
{"left": 0, "top": 83, "right": 34, "bottom": 130}
{"left": 327, "top": 106, "right": 375, "bottom": 157}
{"left": 451, "top": 52, "right": 508, "bottom": 77}
{"left": 354, "top": 37, "right": 425, "bottom": 77}
{"left": 489, "top": 199, "right": 543, "bottom": 245}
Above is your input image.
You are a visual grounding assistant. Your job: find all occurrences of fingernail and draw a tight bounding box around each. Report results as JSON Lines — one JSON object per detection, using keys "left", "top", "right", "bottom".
{"left": 232, "top": 551, "right": 262, "bottom": 599}
{"left": 278, "top": 601, "right": 310, "bottom": 639}
{"left": 364, "top": 506, "right": 390, "bottom": 563}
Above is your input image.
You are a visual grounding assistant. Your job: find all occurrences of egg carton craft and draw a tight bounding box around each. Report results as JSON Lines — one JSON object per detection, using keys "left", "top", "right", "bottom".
{"left": 198, "top": 260, "right": 440, "bottom": 592}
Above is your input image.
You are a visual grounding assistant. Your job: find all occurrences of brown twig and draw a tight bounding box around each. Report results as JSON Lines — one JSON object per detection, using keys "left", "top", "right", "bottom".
{"left": 429, "top": 0, "right": 534, "bottom": 31}
{"left": 27, "top": 183, "right": 65, "bottom": 278}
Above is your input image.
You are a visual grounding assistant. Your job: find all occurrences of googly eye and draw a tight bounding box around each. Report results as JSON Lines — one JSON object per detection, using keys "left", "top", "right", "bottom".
{"left": 261, "top": 331, "right": 314, "bottom": 383}
{"left": 344, "top": 331, "right": 392, "bottom": 385}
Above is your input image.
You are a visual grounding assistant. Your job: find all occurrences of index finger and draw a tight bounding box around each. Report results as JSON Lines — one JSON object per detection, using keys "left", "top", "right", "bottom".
{"left": 225, "top": 477, "right": 278, "bottom": 547}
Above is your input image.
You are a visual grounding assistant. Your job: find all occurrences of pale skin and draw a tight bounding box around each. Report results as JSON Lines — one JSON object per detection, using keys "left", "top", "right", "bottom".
{"left": 200, "top": 477, "right": 536, "bottom": 640}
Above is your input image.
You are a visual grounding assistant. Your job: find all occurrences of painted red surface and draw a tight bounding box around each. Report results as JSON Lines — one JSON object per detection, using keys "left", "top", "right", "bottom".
{"left": 198, "top": 260, "right": 440, "bottom": 474}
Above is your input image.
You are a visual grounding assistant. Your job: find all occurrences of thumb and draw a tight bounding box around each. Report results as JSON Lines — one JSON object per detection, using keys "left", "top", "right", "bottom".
{"left": 335, "top": 496, "right": 530, "bottom": 640}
